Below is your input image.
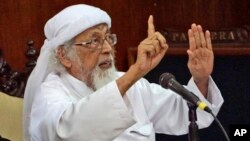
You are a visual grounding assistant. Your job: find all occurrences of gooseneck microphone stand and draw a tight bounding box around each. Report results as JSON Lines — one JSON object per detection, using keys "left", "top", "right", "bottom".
{"left": 188, "top": 103, "right": 199, "bottom": 141}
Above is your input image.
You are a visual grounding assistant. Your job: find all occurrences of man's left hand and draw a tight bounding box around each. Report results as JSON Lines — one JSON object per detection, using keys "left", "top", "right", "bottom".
{"left": 187, "top": 24, "right": 214, "bottom": 85}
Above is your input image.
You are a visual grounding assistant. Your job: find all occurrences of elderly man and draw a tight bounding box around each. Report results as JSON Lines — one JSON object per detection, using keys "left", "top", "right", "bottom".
{"left": 23, "top": 4, "right": 223, "bottom": 141}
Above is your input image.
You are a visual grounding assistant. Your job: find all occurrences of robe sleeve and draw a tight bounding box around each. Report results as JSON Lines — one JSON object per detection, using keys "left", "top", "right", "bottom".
{"left": 143, "top": 76, "right": 224, "bottom": 135}
{"left": 32, "top": 81, "right": 135, "bottom": 141}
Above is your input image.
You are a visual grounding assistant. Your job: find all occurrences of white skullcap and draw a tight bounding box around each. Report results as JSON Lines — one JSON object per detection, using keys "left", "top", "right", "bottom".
{"left": 23, "top": 4, "right": 111, "bottom": 141}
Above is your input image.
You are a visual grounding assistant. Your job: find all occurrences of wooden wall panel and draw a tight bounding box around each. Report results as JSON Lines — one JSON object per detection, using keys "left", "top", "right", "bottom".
{"left": 0, "top": 0, "right": 250, "bottom": 71}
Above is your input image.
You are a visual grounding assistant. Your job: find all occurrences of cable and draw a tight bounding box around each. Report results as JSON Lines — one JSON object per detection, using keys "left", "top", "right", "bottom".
{"left": 210, "top": 111, "right": 230, "bottom": 141}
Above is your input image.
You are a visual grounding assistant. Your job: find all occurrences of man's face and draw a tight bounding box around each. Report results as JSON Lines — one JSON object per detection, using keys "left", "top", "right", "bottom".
{"left": 63, "top": 23, "right": 117, "bottom": 89}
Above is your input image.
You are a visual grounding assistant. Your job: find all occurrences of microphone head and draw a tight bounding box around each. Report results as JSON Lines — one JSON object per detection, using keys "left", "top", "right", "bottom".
{"left": 159, "top": 72, "right": 175, "bottom": 89}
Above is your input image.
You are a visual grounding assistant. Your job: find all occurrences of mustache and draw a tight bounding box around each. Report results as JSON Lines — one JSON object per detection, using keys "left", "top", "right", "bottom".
{"left": 97, "top": 55, "right": 114, "bottom": 65}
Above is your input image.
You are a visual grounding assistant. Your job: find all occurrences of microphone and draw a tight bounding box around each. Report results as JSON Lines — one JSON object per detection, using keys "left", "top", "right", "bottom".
{"left": 159, "top": 72, "right": 212, "bottom": 113}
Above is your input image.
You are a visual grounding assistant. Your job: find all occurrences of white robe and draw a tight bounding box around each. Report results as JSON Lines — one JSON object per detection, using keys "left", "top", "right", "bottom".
{"left": 29, "top": 71, "right": 223, "bottom": 141}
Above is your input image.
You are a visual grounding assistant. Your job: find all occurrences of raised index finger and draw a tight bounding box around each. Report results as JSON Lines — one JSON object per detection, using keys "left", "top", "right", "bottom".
{"left": 147, "top": 15, "right": 155, "bottom": 37}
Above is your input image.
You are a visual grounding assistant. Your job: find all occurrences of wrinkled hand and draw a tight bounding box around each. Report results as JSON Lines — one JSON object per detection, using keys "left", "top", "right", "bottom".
{"left": 134, "top": 15, "right": 168, "bottom": 76}
{"left": 187, "top": 24, "right": 214, "bottom": 83}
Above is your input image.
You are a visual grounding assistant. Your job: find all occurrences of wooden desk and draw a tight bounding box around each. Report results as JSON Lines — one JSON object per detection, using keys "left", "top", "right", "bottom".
{"left": 128, "top": 45, "right": 250, "bottom": 66}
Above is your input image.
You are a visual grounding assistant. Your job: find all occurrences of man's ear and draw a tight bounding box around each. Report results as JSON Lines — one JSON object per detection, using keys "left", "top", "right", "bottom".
{"left": 56, "top": 46, "right": 72, "bottom": 68}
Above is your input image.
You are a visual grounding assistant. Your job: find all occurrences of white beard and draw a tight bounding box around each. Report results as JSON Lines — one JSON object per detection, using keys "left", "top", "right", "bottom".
{"left": 92, "top": 63, "right": 118, "bottom": 90}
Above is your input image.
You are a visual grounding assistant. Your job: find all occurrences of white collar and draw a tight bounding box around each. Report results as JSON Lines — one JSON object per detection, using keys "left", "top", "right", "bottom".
{"left": 61, "top": 71, "right": 94, "bottom": 98}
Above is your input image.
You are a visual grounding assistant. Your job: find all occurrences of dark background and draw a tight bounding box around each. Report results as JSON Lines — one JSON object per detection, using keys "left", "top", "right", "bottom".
{"left": 145, "top": 55, "right": 250, "bottom": 141}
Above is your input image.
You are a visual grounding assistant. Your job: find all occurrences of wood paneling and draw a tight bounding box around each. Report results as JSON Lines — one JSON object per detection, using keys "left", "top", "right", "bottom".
{"left": 128, "top": 46, "right": 250, "bottom": 66}
{"left": 0, "top": 0, "right": 250, "bottom": 71}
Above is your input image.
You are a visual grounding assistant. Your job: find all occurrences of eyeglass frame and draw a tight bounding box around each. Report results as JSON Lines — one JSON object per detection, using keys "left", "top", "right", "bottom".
{"left": 73, "top": 33, "right": 117, "bottom": 50}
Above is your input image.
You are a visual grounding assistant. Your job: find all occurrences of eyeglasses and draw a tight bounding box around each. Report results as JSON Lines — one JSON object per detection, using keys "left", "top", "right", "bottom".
{"left": 73, "top": 34, "right": 117, "bottom": 50}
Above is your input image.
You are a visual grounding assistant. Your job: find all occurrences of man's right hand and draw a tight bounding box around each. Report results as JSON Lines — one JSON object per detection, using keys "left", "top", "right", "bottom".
{"left": 116, "top": 15, "right": 168, "bottom": 96}
{"left": 133, "top": 15, "right": 168, "bottom": 77}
